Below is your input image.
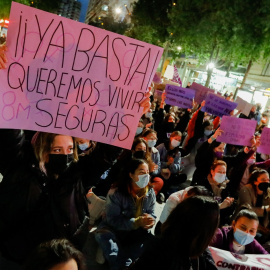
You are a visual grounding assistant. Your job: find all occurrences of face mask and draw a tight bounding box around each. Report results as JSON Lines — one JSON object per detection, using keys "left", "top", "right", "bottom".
{"left": 145, "top": 112, "right": 152, "bottom": 118}
{"left": 136, "top": 127, "right": 143, "bottom": 136}
{"left": 247, "top": 159, "right": 256, "bottom": 165}
{"left": 46, "top": 154, "right": 74, "bottom": 174}
{"left": 135, "top": 174, "right": 150, "bottom": 188}
{"left": 171, "top": 139, "right": 180, "bottom": 148}
{"left": 258, "top": 182, "right": 269, "bottom": 192}
{"left": 147, "top": 140, "right": 157, "bottom": 148}
{"left": 133, "top": 150, "right": 146, "bottom": 159}
{"left": 78, "top": 142, "right": 89, "bottom": 151}
{"left": 215, "top": 151, "right": 223, "bottom": 159}
{"left": 261, "top": 154, "right": 269, "bottom": 161}
{"left": 204, "top": 130, "right": 212, "bottom": 137}
{"left": 234, "top": 228, "right": 255, "bottom": 246}
{"left": 214, "top": 173, "right": 226, "bottom": 183}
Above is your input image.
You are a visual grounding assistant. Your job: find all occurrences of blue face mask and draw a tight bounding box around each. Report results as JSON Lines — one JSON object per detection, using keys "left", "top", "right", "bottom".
{"left": 136, "top": 127, "right": 143, "bottom": 136}
{"left": 234, "top": 228, "right": 255, "bottom": 246}
{"left": 204, "top": 130, "right": 212, "bottom": 137}
{"left": 147, "top": 140, "right": 157, "bottom": 148}
{"left": 135, "top": 174, "right": 150, "bottom": 188}
{"left": 78, "top": 142, "right": 89, "bottom": 151}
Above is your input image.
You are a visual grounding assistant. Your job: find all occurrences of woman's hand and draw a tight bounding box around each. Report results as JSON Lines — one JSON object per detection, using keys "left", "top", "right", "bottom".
{"left": 140, "top": 89, "right": 151, "bottom": 116}
{"left": 212, "top": 127, "right": 223, "bottom": 139}
{"left": 219, "top": 197, "right": 234, "bottom": 209}
{"left": 149, "top": 162, "right": 158, "bottom": 172}
{"left": 0, "top": 44, "right": 7, "bottom": 69}
{"left": 139, "top": 213, "right": 155, "bottom": 229}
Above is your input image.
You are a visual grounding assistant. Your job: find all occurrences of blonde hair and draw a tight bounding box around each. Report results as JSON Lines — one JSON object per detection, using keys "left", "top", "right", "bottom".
{"left": 33, "top": 132, "right": 78, "bottom": 173}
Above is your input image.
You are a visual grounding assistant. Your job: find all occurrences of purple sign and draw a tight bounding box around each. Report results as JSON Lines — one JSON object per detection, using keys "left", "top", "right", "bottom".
{"left": 190, "top": 82, "right": 215, "bottom": 103}
{"left": 217, "top": 116, "right": 257, "bottom": 146}
{"left": 257, "top": 127, "right": 270, "bottom": 154}
{"left": 165, "top": 85, "right": 195, "bottom": 108}
{"left": 201, "top": 93, "right": 238, "bottom": 117}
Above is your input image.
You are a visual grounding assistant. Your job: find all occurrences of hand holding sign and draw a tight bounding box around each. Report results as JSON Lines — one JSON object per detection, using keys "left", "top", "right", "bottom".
{"left": 217, "top": 116, "right": 257, "bottom": 146}
{"left": 0, "top": 44, "right": 7, "bottom": 69}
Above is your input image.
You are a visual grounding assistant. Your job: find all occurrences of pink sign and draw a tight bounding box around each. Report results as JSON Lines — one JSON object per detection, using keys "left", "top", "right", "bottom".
{"left": 258, "top": 127, "right": 270, "bottom": 154}
{"left": 217, "top": 116, "right": 257, "bottom": 146}
{"left": 0, "top": 3, "right": 163, "bottom": 149}
{"left": 190, "top": 82, "right": 215, "bottom": 103}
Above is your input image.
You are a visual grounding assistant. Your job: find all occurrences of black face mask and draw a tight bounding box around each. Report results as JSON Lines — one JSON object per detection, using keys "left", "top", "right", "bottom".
{"left": 133, "top": 150, "right": 146, "bottom": 159}
{"left": 258, "top": 182, "right": 269, "bottom": 192}
{"left": 46, "top": 154, "right": 74, "bottom": 175}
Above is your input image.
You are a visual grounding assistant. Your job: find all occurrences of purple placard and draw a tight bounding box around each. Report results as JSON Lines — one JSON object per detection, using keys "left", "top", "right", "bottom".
{"left": 165, "top": 84, "right": 195, "bottom": 108}
{"left": 217, "top": 116, "right": 257, "bottom": 146}
{"left": 257, "top": 127, "right": 270, "bottom": 154}
{"left": 201, "top": 93, "right": 238, "bottom": 117}
{"left": 190, "top": 82, "right": 215, "bottom": 103}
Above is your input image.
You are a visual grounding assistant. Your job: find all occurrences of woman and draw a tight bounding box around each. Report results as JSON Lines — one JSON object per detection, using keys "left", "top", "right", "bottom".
{"left": 238, "top": 169, "right": 270, "bottom": 227}
{"left": 24, "top": 239, "right": 86, "bottom": 270}
{"left": 0, "top": 131, "right": 119, "bottom": 266}
{"left": 211, "top": 209, "right": 268, "bottom": 254}
{"left": 95, "top": 159, "right": 156, "bottom": 270}
{"left": 130, "top": 195, "right": 219, "bottom": 270}
{"left": 198, "top": 160, "right": 235, "bottom": 226}
{"left": 142, "top": 129, "right": 161, "bottom": 176}
{"left": 75, "top": 137, "right": 96, "bottom": 156}
{"left": 191, "top": 127, "right": 257, "bottom": 187}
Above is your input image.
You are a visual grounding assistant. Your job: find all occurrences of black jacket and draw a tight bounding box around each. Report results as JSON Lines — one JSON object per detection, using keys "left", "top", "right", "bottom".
{"left": 0, "top": 129, "right": 120, "bottom": 263}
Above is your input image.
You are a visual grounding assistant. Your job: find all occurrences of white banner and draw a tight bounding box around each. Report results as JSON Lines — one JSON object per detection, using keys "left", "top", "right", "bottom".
{"left": 209, "top": 246, "right": 270, "bottom": 270}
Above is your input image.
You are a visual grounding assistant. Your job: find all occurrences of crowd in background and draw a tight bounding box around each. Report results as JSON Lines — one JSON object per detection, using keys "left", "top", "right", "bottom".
{"left": 1, "top": 43, "right": 270, "bottom": 270}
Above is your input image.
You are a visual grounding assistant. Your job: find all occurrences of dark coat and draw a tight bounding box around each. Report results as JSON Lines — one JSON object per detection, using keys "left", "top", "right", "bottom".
{"left": 0, "top": 129, "right": 119, "bottom": 263}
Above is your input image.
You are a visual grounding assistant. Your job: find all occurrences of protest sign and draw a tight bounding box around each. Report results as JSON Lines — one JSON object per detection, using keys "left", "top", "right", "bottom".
{"left": 209, "top": 247, "right": 270, "bottom": 270}
{"left": 235, "top": 96, "right": 253, "bottom": 117}
{"left": 164, "top": 65, "right": 174, "bottom": 79}
{"left": 257, "top": 127, "right": 270, "bottom": 154}
{"left": 0, "top": 2, "right": 163, "bottom": 149}
{"left": 201, "top": 93, "right": 238, "bottom": 117}
{"left": 217, "top": 116, "right": 257, "bottom": 146}
{"left": 190, "top": 82, "right": 215, "bottom": 103}
{"left": 165, "top": 85, "right": 195, "bottom": 108}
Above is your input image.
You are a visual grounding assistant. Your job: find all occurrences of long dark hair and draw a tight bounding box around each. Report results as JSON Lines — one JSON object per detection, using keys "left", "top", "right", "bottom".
{"left": 161, "top": 195, "right": 219, "bottom": 257}
{"left": 115, "top": 158, "right": 149, "bottom": 196}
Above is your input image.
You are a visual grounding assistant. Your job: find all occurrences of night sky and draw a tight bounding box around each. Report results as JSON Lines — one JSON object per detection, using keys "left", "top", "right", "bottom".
{"left": 78, "top": 0, "right": 90, "bottom": 23}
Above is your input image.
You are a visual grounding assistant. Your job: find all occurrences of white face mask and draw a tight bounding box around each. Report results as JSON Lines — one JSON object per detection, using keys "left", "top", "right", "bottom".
{"left": 214, "top": 173, "right": 226, "bottom": 183}
{"left": 78, "top": 142, "right": 89, "bottom": 151}
{"left": 145, "top": 112, "right": 152, "bottom": 118}
{"left": 135, "top": 174, "right": 150, "bottom": 188}
{"left": 204, "top": 130, "right": 212, "bottom": 137}
{"left": 136, "top": 127, "right": 143, "bottom": 135}
{"left": 171, "top": 139, "right": 180, "bottom": 148}
{"left": 247, "top": 158, "right": 255, "bottom": 165}
{"left": 147, "top": 140, "right": 156, "bottom": 148}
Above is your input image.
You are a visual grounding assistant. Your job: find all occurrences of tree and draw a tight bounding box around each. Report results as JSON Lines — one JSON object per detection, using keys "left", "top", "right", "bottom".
{"left": 169, "top": 0, "right": 270, "bottom": 87}
{"left": 88, "top": 7, "right": 129, "bottom": 35}
{"left": 0, "top": 0, "right": 61, "bottom": 19}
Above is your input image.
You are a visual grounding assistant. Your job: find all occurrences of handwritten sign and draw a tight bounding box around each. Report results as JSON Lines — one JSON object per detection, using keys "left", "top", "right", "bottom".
{"left": 165, "top": 85, "right": 195, "bottom": 108}
{"left": 235, "top": 96, "right": 253, "bottom": 117}
{"left": 190, "top": 82, "right": 215, "bottom": 103}
{"left": 164, "top": 65, "right": 174, "bottom": 79}
{"left": 217, "top": 116, "right": 257, "bottom": 146}
{"left": 201, "top": 93, "right": 238, "bottom": 117}
{"left": 257, "top": 127, "right": 270, "bottom": 154}
{"left": 0, "top": 2, "right": 163, "bottom": 149}
{"left": 209, "top": 247, "right": 270, "bottom": 270}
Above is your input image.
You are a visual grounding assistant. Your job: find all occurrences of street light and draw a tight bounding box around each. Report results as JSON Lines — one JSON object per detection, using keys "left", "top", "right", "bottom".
{"left": 115, "top": 8, "right": 121, "bottom": 14}
{"left": 207, "top": 62, "right": 215, "bottom": 70}
{"left": 177, "top": 46, "right": 182, "bottom": 51}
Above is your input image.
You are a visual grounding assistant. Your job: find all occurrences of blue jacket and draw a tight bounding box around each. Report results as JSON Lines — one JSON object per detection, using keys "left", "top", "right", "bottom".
{"left": 156, "top": 143, "right": 181, "bottom": 174}
{"left": 103, "top": 187, "right": 156, "bottom": 231}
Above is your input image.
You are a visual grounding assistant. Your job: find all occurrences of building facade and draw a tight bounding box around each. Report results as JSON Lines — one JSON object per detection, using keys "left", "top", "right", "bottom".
{"left": 58, "top": 0, "right": 82, "bottom": 21}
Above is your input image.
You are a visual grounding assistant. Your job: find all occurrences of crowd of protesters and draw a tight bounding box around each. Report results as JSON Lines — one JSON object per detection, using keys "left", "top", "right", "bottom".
{"left": 1, "top": 43, "right": 270, "bottom": 270}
